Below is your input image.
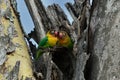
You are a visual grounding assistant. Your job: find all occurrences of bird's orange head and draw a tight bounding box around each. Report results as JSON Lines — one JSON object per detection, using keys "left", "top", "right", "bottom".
{"left": 57, "top": 31, "right": 69, "bottom": 40}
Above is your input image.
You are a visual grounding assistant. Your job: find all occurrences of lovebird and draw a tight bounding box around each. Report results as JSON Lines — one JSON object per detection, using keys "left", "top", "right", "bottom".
{"left": 57, "top": 30, "right": 73, "bottom": 49}
{"left": 35, "top": 30, "right": 58, "bottom": 60}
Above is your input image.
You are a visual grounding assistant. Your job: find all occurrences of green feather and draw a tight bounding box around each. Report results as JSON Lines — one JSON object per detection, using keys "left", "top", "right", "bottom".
{"left": 38, "top": 36, "right": 48, "bottom": 48}
{"left": 68, "top": 40, "right": 73, "bottom": 49}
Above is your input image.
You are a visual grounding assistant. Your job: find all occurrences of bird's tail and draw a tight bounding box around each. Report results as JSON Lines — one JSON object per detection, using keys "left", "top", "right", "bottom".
{"left": 35, "top": 49, "right": 43, "bottom": 60}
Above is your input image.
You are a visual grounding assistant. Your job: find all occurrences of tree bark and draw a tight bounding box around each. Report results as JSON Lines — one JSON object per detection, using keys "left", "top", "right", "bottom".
{"left": 0, "top": 0, "right": 34, "bottom": 79}
{"left": 88, "top": 0, "right": 120, "bottom": 80}
{"left": 24, "top": 0, "right": 46, "bottom": 43}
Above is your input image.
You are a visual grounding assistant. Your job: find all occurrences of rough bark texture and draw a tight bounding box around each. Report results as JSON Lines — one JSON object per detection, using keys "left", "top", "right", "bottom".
{"left": 25, "top": 0, "right": 120, "bottom": 80}
{"left": 0, "top": 0, "right": 34, "bottom": 79}
{"left": 46, "top": 4, "right": 70, "bottom": 27}
{"left": 88, "top": 0, "right": 120, "bottom": 80}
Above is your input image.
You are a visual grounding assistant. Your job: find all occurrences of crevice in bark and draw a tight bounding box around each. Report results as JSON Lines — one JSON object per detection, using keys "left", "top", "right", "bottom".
{"left": 83, "top": 54, "right": 99, "bottom": 80}
{"left": 83, "top": 54, "right": 93, "bottom": 80}
{"left": 52, "top": 47, "right": 76, "bottom": 80}
{"left": 83, "top": 0, "right": 98, "bottom": 80}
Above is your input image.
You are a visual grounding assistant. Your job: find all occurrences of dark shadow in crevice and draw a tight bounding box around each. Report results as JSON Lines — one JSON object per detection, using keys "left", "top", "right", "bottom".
{"left": 83, "top": 54, "right": 99, "bottom": 80}
{"left": 52, "top": 47, "right": 76, "bottom": 80}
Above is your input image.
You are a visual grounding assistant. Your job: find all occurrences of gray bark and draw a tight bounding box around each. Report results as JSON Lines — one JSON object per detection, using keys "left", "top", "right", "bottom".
{"left": 46, "top": 4, "right": 70, "bottom": 27}
{"left": 24, "top": 0, "right": 46, "bottom": 43}
{"left": 0, "top": 0, "right": 33, "bottom": 79}
{"left": 88, "top": 0, "right": 120, "bottom": 80}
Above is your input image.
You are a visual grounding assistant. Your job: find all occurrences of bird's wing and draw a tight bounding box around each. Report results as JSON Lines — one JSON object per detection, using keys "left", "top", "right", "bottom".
{"left": 38, "top": 36, "right": 48, "bottom": 49}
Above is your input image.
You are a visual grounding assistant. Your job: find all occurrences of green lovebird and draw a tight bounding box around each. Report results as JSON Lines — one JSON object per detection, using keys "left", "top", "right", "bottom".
{"left": 35, "top": 30, "right": 58, "bottom": 60}
{"left": 57, "top": 30, "right": 73, "bottom": 49}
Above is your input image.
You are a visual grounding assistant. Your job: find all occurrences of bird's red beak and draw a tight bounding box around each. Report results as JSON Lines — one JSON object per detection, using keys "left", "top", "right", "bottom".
{"left": 54, "top": 31, "right": 58, "bottom": 37}
{"left": 59, "top": 32, "right": 63, "bottom": 39}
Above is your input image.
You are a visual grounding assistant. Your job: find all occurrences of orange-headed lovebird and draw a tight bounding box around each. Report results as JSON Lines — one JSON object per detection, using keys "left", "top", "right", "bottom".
{"left": 35, "top": 30, "right": 58, "bottom": 60}
{"left": 57, "top": 31, "right": 73, "bottom": 49}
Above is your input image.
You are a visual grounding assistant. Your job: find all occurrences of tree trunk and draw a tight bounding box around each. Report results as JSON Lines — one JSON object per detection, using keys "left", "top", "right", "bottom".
{"left": 0, "top": 0, "right": 34, "bottom": 79}
{"left": 87, "top": 0, "right": 120, "bottom": 80}
{"left": 25, "top": 0, "right": 120, "bottom": 80}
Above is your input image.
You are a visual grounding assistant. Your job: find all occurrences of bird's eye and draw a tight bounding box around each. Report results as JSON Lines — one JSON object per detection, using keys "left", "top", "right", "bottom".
{"left": 50, "top": 30, "right": 55, "bottom": 34}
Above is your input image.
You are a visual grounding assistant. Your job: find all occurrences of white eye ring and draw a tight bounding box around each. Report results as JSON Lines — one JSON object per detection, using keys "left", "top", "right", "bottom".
{"left": 62, "top": 32, "right": 66, "bottom": 36}
{"left": 50, "top": 30, "right": 55, "bottom": 34}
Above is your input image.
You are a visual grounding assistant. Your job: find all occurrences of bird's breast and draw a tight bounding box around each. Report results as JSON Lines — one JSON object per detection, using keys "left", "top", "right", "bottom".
{"left": 48, "top": 37, "right": 58, "bottom": 47}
